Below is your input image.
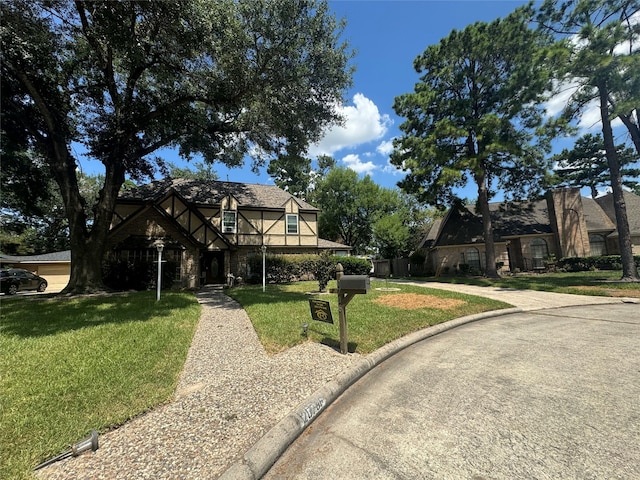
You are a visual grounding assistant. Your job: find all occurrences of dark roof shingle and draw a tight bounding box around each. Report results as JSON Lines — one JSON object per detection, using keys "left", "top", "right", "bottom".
{"left": 120, "top": 179, "right": 319, "bottom": 211}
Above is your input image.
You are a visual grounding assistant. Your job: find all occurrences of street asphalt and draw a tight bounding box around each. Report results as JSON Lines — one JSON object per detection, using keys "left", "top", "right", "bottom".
{"left": 216, "top": 283, "right": 640, "bottom": 480}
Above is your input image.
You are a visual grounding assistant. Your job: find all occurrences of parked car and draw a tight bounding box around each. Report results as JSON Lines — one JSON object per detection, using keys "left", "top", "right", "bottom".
{"left": 0, "top": 268, "right": 48, "bottom": 295}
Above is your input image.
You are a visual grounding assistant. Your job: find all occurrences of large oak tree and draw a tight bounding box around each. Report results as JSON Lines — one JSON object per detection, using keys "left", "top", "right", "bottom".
{"left": 391, "top": 7, "right": 555, "bottom": 278}
{"left": 1, "top": 0, "right": 352, "bottom": 293}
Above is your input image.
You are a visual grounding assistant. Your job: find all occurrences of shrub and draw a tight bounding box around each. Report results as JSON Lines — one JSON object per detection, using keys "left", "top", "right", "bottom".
{"left": 557, "top": 255, "right": 640, "bottom": 272}
{"left": 334, "top": 256, "right": 371, "bottom": 275}
{"left": 244, "top": 253, "right": 371, "bottom": 287}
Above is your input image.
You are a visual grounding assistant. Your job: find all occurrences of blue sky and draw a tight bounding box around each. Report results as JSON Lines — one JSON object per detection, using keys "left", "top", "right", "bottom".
{"left": 78, "top": 0, "right": 637, "bottom": 199}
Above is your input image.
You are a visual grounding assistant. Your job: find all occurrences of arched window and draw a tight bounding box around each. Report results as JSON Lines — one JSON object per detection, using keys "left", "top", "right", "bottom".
{"left": 530, "top": 238, "right": 549, "bottom": 269}
{"left": 464, "top": 247, "right": 481, "bottom": 273}
{"left": 589, "top": 234, "right": 607, "bottom": 256}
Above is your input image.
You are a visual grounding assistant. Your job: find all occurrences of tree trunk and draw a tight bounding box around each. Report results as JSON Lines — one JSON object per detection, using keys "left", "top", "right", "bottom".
{"left": 476, "top": 172, "right": 499, "bottom": 279}
{"left": 599, "top": 82, "right": 639, "bottom": 282}
{"left": 618, "top": 110, "right": 640, "bottom": 156}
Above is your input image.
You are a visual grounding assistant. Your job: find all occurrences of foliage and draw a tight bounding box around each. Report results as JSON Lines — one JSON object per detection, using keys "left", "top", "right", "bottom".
{"left": 313, "top": 167, "right": 422, "bottom": 254}
{"left": 167, "top": 161, "right": 219, "bottom": 181}
{"left": 537, "top": 0, "right": 640, "bottom": 281}
{"left": 548, "top": 133, "right": 640, "bottom": 198}
{"left": 334, "top": 256, "right": 373, "bottom": 275}
{"left": 392, "top": 6, "right": 556, "bottom": 278}
{"left": 0, "top": 292, "right": 200, "bottom": 480}
{"left": 314, "top": 251, "right": 336, "bottom": 291}
{"left": 372, "top": 213, "right": 411, "bottom": 259}
{"left": 267, "top": 152, "right": 313, "bottom": 199}
{"left": 557, "top": 255, "right": 640, "bottom": 272}
{"left": 245, "top": 253, "right": 370, "bottom": 285}
{"left": 226, "top": 280, "right": 510, "bottom": 354}
{"left": 1, "top": 0, "right": 353, "bottom": 293}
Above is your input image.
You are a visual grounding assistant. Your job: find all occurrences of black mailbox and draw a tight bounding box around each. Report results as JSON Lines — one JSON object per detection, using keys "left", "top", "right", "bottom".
{"left": 338, "top": 275, "right": 370, "bottom": 294}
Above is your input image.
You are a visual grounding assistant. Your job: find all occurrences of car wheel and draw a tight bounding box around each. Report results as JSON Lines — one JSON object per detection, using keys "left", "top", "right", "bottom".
{"left": 8, "top": 284, "right": 18, "bottom": 295}
{"left": 37, "top": 282, "right": 47, "bottom": 292}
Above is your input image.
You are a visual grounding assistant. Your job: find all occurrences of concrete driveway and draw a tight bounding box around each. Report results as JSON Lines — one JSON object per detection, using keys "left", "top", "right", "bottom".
{"left": 264, "top": 302, "right": 640, "bottom": 479}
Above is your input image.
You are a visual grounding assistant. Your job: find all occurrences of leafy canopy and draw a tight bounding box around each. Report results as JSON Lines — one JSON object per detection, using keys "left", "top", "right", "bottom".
{"left": 1, "top": 0, "right": 353, "bottom": 292}
{"left": 391, "top": 6, "right": 556, "bottom": 207}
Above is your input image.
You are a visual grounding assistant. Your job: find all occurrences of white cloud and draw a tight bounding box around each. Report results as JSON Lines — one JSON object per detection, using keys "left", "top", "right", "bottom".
{"left": 341, "top": 153, "right": 378, "bottom": 176}
{"left": 544, "top": 78, "right": 623, "bottom": 132}
{"left": 307, "top": 93, "right": 391, "bottom": 157}
{"left": 382, "top": 159, "right": 405, "bottom": 176}
{"left": 376, "top": 138, "right": 395, "bottom": 156}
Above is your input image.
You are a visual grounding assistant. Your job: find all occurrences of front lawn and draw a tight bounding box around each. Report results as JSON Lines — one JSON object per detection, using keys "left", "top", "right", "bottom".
{"left": 0, "top": 291, "right": 201, "bottom": 480}
{"left": 226, "top": 279, "right": 511, "bottom": 354}
{"left": 411, "top": 270, "right": 640, "bottom": 297}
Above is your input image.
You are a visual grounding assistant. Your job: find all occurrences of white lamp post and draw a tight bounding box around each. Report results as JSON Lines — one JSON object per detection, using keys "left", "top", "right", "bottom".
{"left": 156, "top": 241, "right": 164, "bottom": 301}
{"left": 261, "top": 244, "right": 267, "bottom": 293}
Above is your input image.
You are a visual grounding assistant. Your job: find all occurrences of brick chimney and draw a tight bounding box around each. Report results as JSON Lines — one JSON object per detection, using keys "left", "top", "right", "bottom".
{"left": 546, "top": 188, "right": 590, "bottom": 258}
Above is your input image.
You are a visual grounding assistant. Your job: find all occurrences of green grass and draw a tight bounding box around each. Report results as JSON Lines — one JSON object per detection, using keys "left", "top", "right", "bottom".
{"left": 226, "top": 279, "right": 510, "bottom": 354}
{"left": 0, "top": 291, "right": 201, "bottom": 480}
{"left": 409, "top": 270, "right": 640, "bottom": 297}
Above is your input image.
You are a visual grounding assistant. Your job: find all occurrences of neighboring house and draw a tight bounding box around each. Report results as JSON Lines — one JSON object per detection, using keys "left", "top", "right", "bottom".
{"left": 108, "top": 179, "right": 351, "bottom": 288}
{"left": 419, "top": 188, "right": 640, "bottom": 275}
{"left": 0, "top": 250, "right": 71, "bottom": 291}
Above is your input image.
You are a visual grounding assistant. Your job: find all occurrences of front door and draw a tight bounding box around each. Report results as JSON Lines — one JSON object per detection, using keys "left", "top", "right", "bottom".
{"left": 201, "top": 251, "right": 225, "bottom": 284}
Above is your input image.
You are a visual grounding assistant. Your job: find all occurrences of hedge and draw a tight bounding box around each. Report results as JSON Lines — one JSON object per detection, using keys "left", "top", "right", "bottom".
{"left": 557, "top": 255, "right": 640, "bottom": 272}
{"left": 246, "top": 253, "right": 371, "bottom": 289}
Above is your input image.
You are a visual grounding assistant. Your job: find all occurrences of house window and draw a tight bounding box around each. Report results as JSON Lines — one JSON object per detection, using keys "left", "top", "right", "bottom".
{"left": 530, "top": 238, "right": 549, "bottom": 269}
{"left": 222, "top": 211, "right": 236, "bottom": 233}
{"left": 286, "top": 214, "right": 299, "bottom": 234}
{"left": 463, "top": 247, "right": 481, "bottom": 273}
{"left": 589, "top": 234, "right": 607, "bottom": 256}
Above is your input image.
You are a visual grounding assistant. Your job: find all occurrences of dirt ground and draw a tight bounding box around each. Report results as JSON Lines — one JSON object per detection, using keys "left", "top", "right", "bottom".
{"left": 374, "top": 293, "right": 466, "bottom": 310}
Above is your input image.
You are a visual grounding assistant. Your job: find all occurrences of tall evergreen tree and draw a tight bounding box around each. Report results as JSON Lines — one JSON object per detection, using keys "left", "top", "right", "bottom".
{"left": 538, "top": 0, "right": 640, "bottom": 281}
{"left": 550, "top": 133, "right": 640, "bottom": 198}
{"left": 392, "top": 6, "right": 555, "bottom": 278}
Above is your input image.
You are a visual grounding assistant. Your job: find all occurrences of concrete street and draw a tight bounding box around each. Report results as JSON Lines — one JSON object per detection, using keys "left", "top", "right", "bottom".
{"left": 264, "top": 302, "right": 640, "bottom": 479}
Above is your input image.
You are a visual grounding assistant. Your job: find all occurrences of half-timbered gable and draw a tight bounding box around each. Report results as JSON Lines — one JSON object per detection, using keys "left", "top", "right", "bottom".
{"left": 107, "top": 178, "right": 347, "bottom": 288}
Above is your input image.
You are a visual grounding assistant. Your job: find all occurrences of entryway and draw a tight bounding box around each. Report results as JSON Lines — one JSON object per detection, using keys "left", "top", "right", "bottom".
{"left": 201, "top": 251, "right": 225, "bottom": 285}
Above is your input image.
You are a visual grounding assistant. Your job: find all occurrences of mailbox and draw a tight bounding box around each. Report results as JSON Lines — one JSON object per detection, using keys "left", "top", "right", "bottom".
{"left": 338, "top": 275, "right": 370, "bottom": 294}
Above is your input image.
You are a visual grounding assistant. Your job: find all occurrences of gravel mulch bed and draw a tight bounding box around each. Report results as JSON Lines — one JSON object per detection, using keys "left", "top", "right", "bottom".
{"left": 37, "top": 287, "right": 360, "bottom": 479}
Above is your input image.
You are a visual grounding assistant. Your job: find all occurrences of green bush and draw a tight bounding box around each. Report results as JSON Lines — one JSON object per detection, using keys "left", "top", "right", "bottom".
{"left": 557, "top": 255, "right": 640, "bottom": 272}
{"left": 334, "top": 256, "right": 371, "bottom": 275}
{"left": 245, "top": 253, "right": 371, "bottom": 286}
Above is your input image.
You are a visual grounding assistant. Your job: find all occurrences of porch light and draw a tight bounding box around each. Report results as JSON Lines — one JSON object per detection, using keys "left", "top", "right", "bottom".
{"left": 261, "top": 244, "right": 267, "bottom": 292}
{"left": 155, "top": 241, "right": 164, "bottom": 301}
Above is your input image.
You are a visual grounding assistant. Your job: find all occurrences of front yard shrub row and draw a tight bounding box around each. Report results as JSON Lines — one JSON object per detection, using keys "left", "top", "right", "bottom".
{"left": 246, "top": 253, "right": 371, "bottom": 288}
{"left": 557, "top": 255, "right": 640, "bottom": 272}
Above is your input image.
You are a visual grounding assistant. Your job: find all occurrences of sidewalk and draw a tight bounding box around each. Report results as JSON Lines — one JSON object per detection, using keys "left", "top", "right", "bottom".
{"left": 395, "top": 280, "right": 639, "bottom": 310}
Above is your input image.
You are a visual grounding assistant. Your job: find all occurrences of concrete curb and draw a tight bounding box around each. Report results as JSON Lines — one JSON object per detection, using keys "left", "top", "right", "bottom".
{"left": 218, "top": 307, "right": 522, "bottom": 480}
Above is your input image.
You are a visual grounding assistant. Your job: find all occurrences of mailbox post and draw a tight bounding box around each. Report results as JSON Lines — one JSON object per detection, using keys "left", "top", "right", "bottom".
{"left": 333, "top": 263, "right": 370, "bottom": 354}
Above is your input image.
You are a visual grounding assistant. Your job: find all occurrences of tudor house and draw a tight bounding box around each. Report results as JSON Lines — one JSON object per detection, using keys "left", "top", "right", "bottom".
{"left": 107, "top": 178, "right": 349, "bottom": 288}
{"left": 419, "top": 188, "right": 640, "bottom": 275}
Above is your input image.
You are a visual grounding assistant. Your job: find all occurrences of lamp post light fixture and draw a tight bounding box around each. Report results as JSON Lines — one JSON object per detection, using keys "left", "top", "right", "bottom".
{"left": 261, "top": 244, "right": 267, "bottom": 293}
{"left": 156, "top": 241, "right": 164, "bottom": 301}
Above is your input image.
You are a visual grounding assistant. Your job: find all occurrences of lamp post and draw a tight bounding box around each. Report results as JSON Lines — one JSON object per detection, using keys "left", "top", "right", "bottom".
{"left": 261, "top": 244, "right": 267, "bottom": 292}
{"left": 156, "top": 241, "right": 164, "bottom": 301}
